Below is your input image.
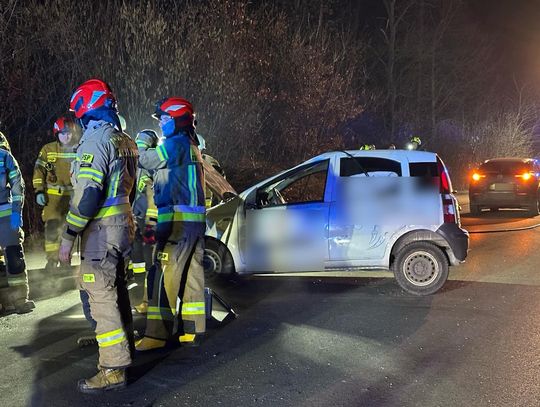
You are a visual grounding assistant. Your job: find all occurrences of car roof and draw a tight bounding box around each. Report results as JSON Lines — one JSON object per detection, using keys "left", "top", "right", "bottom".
{"left": 483, "top": 157, "right": 534, "bottom": 164}
{"left": 303, "top": 149, "right": 438, "bottom": 165}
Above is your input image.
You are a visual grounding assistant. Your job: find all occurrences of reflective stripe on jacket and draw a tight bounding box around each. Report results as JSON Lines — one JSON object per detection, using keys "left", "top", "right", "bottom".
{"left": 63, "top": 121, "right": 138, "bottom": 239}
{"left": 138, "top": 132, "right": 205, "bottom": 223}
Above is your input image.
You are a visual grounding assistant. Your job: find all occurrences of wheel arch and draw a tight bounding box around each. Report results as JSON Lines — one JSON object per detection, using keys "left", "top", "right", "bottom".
{"left": 389, "top": 229, "right": 451, "bottom": 268}
{"left": 204, "top": 235, "right": 237, "bottom": 276}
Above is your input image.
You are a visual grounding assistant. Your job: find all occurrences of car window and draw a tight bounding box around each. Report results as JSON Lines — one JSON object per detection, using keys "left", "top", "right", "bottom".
{"left": 479, "top": 161, "right": 532, "bottom": 174}
{"left": 340, "top": 157, "right": 402, "bottom": 177}
{"left": 409, "top": 162, "right": 437, "bottom": 177}
{"left": 257, "top": 160, "right": 329, "bottom": 207}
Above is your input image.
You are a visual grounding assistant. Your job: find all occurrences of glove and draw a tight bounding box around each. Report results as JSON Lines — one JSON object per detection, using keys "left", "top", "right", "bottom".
{"left": 59, "top": 238, "right": 74, "bottom": 264}
{"left": 136, "top": 130, "right": 159, "bottom": 149}
{"left": 36, "top": 193, "right": 47, "bottom": 206}
{"left": 10, "top": 212, "right": 22, "bottom": 230}
{"left": 142, "top": 225, "right": 156, "bottom": 245}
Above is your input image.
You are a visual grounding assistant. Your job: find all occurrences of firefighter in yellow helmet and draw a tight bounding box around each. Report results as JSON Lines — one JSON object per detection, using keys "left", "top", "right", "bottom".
{"left": 406, "top": 136, "right": 422, "bottom": 150}
{"left": 33, "top": 116, "right": 80, "bottom": 270}
{"left": 360, "top": 144, "right": 375, "bottom": 150}
{"left": 197, "top": 134, "right": 227, "bottom": 208}
{"left": 59, "top": 79, "right": 138, "bottom": 393}
{"left": 0, "top": 131, "right": 34, "bottom": 314}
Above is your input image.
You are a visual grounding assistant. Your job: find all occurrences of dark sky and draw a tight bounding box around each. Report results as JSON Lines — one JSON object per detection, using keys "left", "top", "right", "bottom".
{"left": 464, "top": 0, "right": 540, "bottom": 87}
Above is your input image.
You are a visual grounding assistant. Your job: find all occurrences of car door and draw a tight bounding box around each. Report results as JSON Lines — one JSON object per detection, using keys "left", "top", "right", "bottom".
{"left": 328, "top": 154, "right": 405, "bottom": 265}
{"left": 243, "top": 159, "right": 331, "bottom": 272}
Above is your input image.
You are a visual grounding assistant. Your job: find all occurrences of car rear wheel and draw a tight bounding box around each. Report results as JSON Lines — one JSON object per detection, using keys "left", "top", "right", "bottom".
{"left": 527, "top": 196, "right": 540, "bottom": 217}
{"left": 203, "top": 238, "right": 236, "bottom": 286}
{"left": 392, "top": 242, "right": 449, "bottom": 296}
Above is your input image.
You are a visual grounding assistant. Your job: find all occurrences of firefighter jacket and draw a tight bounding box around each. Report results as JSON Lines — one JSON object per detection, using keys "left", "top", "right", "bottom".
{"left": 32, "top": 141, "right": 76, "bottom": 197}
{"left": 133, "top": 168, "right": 158, "bottom": 226}
{"left": 138, "top": 131, "right": 205, "bottom": 224}
{"left": 62, "top": 121, "right": 138, "bottom": 241}
{"left": 0, "top": 148, "right": 24, "bottom": 214}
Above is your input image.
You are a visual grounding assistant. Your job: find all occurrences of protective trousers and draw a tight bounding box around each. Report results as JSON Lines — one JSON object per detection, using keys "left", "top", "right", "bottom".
{"left": 129, "top": 218, "right": 155, "bottom": 306}
{"left": 79, "top": 219, "right": 134, "bottom": 368}
{"left": 0, "top": 214, "right": 28, "bottom": 307}
{"left": 42, "top": 194, "right": 70, "bottom": 261}
{"left": 145, "top": 222, "right": 206, "bottom": 340}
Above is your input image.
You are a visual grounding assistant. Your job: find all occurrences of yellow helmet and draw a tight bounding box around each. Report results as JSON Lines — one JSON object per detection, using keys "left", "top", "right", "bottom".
{"left": 0, "top": 131, "right": 11, "bottom": 151}
{"left": 360, "top": 144, "right": 375, "bottom": 150}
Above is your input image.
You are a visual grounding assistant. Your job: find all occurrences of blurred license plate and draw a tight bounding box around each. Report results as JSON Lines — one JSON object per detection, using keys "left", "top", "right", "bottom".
{"left": 489, "top": 183, "right": 514, "bottom": 191}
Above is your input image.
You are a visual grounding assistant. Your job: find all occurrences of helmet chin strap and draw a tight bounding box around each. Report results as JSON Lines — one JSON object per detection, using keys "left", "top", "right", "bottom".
{"left": 80, "top": 108, "right": 122, "bottom": 131}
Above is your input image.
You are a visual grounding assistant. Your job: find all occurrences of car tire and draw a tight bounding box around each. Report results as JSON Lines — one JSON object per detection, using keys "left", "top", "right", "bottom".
{"left": 470, "top": 204, "right": 481, "bottom": 215}
{"left": 527, "top": 197, "right": 540, "bottom": 217}
{"left": 392, "top": 241, "right": 449, "bottom": 296}
{"left": 203, "top": 237, "right": 236, "bottom": 285}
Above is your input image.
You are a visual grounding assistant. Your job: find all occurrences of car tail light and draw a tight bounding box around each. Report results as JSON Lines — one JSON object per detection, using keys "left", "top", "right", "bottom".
{"left": 515, "top": 172, "right": 533, "bottom": 181}
{"left": 471, "top": 172, "right": 485, "bottom": 181}
{"left": 437, "top": 157, "right": 457, "bottom": 224}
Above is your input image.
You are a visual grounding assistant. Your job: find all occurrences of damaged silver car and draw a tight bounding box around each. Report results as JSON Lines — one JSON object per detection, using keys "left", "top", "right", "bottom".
{"left": 204, "top": 150, "right": 469, "bottom": 295}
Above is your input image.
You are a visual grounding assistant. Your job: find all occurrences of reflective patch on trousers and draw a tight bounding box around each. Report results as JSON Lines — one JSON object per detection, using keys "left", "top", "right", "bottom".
{"left": 96, "top": 328, "right": 126, "bottom": 348}
{"left": 157, "top": 252, "right": 169, "bottom": 262}
{"left": 83, "top": 273, "right": 95, "bottom": 283}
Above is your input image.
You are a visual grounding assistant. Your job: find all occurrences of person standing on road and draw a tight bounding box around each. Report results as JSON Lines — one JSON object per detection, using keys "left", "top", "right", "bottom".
{"left": 0, "top": 132, "right": 34, "bottom": 314}
{"left": 130, "top": 129, "right": 159, "bottom": 315}
{"left": 58, "top": 79, "right": 138, "bottom": 393}
{"left": 135, "top": 97, "right": 206, "bottom": 351}
{"left": 33, "top": 115, "right": 80, "bottom": 271}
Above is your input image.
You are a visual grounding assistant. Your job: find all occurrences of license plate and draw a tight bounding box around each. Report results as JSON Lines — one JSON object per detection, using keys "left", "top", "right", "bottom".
{"left": 489, "top": 183, "right": 514, "bottom": 191}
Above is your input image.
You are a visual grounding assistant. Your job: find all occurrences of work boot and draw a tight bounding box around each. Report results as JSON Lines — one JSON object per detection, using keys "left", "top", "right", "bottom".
{"left": 179, "top": 333, "right": 199, "bottom": 347}
{"left": 135, "top": 337, "right": 166, "bottom": 351}
{"left": 77, "top": 368, "right": 126, "bottom": 393}
{"left": 14, "top": 300, "right": 35, "bottom": 314}
{"left": 45, "top": 258, "right": 59, "bottom": 272}
{"left": 133, "top": 302, "right": 148, "bottom": 315}
{"left": 77, "top": 334, "right": 98, "bottom": 348}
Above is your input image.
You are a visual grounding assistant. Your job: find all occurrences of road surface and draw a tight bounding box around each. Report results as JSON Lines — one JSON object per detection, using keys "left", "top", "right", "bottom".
{"left": 0, "top": 204, "right": 538, "bottom": 406}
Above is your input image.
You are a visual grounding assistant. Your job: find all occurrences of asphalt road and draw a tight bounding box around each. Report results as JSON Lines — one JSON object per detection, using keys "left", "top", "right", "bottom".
{"left": 1, "top": 208, "right": 539, "bottom": 407}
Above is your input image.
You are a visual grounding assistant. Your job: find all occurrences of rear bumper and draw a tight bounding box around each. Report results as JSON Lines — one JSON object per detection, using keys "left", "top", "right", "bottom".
{"left": 436, "top": 223, "right": 469, "bottom": 264}
{"left": 470, "top": 191, "right": 534, "bottom": 208}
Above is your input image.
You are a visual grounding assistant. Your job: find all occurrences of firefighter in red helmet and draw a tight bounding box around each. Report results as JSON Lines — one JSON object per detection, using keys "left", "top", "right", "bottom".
{"left": 33, "top": 115, "right": 80, "bottom": 270}
{"left": 135, "top": 97, "right": 206, "bottom": 351}
{"left": 59, "top": 79, "right": 138, "bottom": 393}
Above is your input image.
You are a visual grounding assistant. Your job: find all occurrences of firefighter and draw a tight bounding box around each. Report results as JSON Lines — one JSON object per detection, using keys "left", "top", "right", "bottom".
{"left": 58, "top": 79, "right": 138, "bottom": 393}
{"left": 130, "top": 129, "right": 159, "bottom": 315}
{"left": 135, "top": 97, "right": 206, "bottom": 351}
{"left": 33, "top": 116, "right": 79, "bottom": 270}
{"left": 197, "top": 134, "right": 226, "bottom": 208}
{"left": 406, "top": 136, "right": 422, "bottom": 150}
{"left": 0, "top": 132, "right": 34, "bottom": 314}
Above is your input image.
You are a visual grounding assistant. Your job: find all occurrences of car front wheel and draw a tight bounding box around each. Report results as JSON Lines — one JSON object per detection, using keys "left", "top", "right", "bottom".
{"left": 203, "top": 238, "right": 236, "bottom": 285}
{"left": 392, "top": 242, "right": 449, "bottom": 296}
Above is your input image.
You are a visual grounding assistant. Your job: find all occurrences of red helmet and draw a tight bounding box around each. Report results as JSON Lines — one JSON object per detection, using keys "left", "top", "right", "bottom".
{"left": 69, "top": 79, "right": 116, "bottom": 119}
{"left": 53, "top": 116, "right": 72, "bottom": 134}
{"left": 153, "top": 97, "right": 194, "bottom": 128}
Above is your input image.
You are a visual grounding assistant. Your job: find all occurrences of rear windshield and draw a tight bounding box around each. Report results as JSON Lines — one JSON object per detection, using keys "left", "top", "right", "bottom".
{"left": 340, "top": 157, "right": 402, "bottom": 177}
{"left": 479, "top": 161, "right": 532, "bottom": 175}
{"left": 409, "top": 162, "right": 438, "bottom": 177}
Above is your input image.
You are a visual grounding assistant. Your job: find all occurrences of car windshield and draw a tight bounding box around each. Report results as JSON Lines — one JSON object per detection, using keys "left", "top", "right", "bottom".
{"left": 479, "top": 161, "right": 532, "bottom": 175}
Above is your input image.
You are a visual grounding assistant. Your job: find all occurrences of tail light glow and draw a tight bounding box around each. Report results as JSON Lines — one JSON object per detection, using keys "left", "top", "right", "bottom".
{"left": 515, "top": 172, "right": 533, "bottom": 181}
{"left": 472, "top": 172, "right": 485, "bottom": 181}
